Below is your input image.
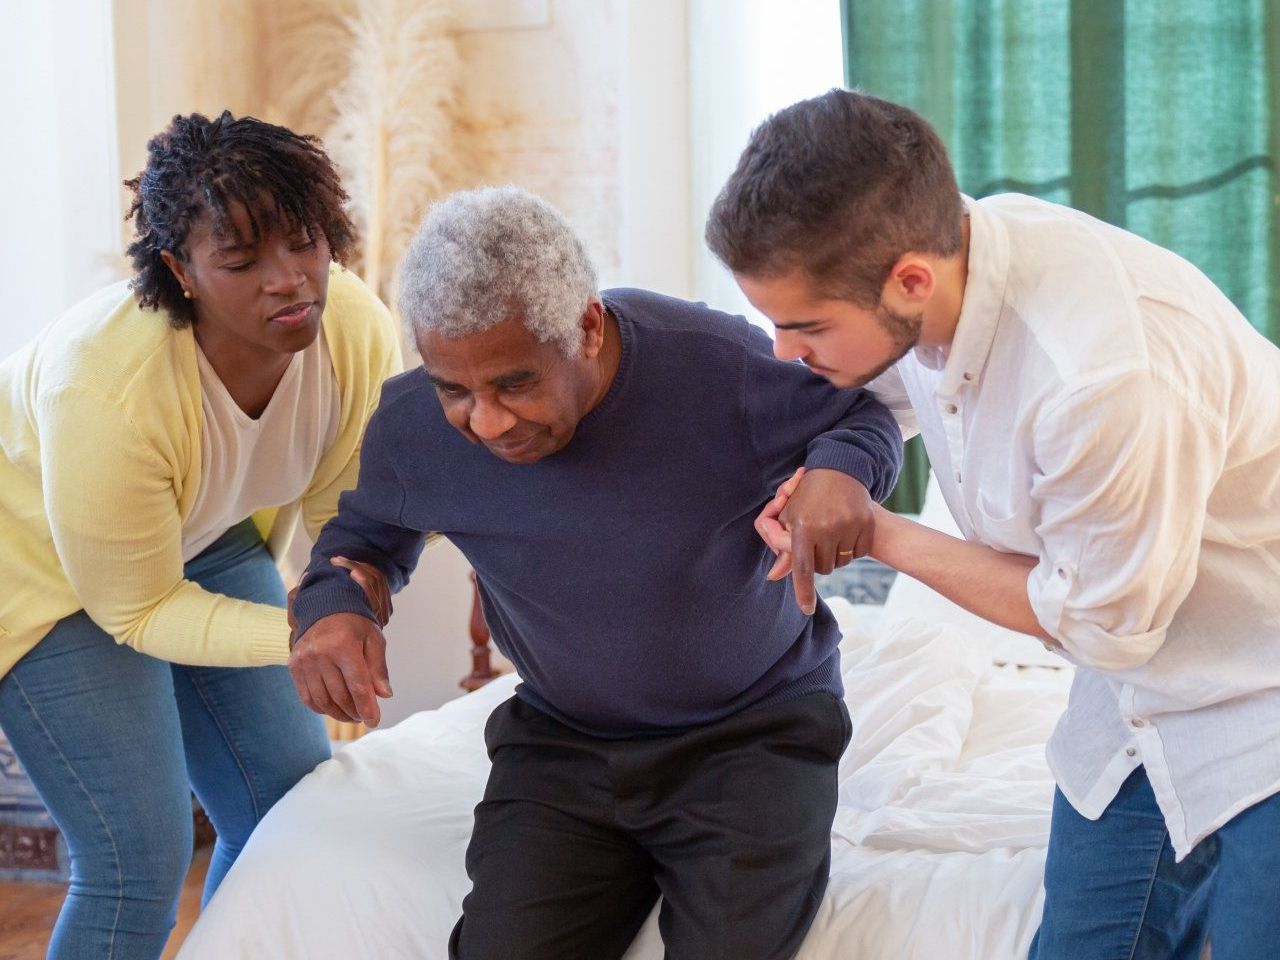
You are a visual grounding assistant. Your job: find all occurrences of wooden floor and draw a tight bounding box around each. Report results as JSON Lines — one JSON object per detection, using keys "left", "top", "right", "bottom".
{"left": 0, "top": 845, "right": 210, "bottom": 960}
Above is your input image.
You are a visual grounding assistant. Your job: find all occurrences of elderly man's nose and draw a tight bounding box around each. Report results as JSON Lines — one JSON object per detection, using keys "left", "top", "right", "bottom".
{"left": 469, "top": 398, "right": 515, "bottom": 439}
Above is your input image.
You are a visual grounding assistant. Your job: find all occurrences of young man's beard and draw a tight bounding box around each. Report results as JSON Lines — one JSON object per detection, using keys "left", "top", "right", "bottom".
{"left": 851, "top": 303, "right": 923, "bottom": 387}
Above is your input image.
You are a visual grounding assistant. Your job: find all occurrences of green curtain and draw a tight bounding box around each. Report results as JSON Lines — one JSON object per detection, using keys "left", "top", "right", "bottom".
{"left": 841, "top": 0, "right": 1280, "bottom": 513}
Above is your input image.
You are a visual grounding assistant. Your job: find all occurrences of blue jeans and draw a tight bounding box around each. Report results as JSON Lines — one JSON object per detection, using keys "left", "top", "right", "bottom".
{"left": 0, "top": 519, "right": 330, "bottom": 960}
{"left": 1030, "top": 765, "right": 1280, "bottom": 960}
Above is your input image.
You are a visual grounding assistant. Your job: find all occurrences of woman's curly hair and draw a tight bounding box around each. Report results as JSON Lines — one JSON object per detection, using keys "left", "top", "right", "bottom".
{"left": 124, "top": 111, "right": 357, "bottom": 327}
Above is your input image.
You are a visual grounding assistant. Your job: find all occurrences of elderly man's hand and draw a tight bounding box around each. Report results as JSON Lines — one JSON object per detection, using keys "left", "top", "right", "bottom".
{"left": 755, "top": 467, "right": 876, "bottom": 616}
{"left": 289, "top": 613, "right": 393, "bottom": 727}
{"left": 286, "top": 556, "right": 392, "bottom": 646}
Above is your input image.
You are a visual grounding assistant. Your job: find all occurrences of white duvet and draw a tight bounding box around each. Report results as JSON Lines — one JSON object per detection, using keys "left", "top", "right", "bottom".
{"left": 179, "top": 603, "right": 1072, "bottom": 959}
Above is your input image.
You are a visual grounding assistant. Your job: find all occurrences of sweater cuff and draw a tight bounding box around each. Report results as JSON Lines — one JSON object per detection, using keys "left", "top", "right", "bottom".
{"left": 292, "top": 573, "right": 378, "bottom": 641}
{"left": 248, "top": 607, "right": 292, "bottom": 665}
{"left": 803, "top": 439, "right": 880, "bottom": 497}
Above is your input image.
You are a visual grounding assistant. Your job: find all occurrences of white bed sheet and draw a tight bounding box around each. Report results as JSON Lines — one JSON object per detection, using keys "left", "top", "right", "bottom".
{"left": 178, "top": 602, "right": 1072, "bottom": 960}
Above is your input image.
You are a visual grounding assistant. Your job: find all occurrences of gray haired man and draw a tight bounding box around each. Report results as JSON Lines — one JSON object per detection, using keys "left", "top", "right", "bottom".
{"left": 288, "top": 186, "right": 902, "bottom": 958}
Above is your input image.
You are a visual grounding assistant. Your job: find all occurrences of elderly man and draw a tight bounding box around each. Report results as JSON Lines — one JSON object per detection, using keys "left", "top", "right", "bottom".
{"left": 709, "top": 89, "right": 1280, "bottom": 960}
{"left": 287, "top": 187, "right": 901, "bottom": 960}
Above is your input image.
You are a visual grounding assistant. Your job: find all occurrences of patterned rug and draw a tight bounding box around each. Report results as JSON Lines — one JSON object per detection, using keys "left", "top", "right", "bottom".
{"left": 0, "top": 730, "right": 68, "bottom": 882}
{"left": 1, "top": 732, "right": 46, "bottom": 815}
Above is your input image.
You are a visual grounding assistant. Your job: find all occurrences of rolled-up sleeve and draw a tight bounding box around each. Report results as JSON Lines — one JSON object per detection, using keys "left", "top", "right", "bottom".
{"left": 1027, "top": 370, "right": 1225, "bottom": 671}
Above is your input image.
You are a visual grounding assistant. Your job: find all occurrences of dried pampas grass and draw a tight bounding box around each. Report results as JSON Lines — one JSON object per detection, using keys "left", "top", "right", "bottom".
{"left": 269, "top": 0, "right": 469, "bottom": 303}
{"left": 265, "top": 0, "right": 356, "bottom": 137}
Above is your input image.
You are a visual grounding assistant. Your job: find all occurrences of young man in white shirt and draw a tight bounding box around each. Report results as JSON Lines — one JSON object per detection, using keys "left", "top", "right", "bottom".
{"left": 707, "top": 88, "right": 1280, "bottom": 960}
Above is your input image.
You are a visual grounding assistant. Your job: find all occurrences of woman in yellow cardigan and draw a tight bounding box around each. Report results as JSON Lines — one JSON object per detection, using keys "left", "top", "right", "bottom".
{"left": 0, "top": 112, "right": 399, "bottom": 959}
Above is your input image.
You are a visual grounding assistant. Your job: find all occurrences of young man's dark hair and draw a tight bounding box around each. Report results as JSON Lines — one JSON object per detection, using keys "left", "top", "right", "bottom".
{"left": 124, "top": 110, "right": 357, "bottom": 327}
{"left": 706, "top": 88, "right": 965, "bottom": 307}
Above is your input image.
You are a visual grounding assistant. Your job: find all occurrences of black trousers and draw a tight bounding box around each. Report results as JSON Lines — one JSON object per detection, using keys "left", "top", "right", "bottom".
{"left": 449, "top": 691, "right": 852, "bottom": 960}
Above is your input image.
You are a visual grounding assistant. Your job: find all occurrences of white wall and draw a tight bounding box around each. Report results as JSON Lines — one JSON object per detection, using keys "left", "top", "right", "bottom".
{"left": 688, "top": 0, "right": 844, "bottom": 326}
{"left": 617, "top": 0, "right": 692, "bottom": 298}
{"left": 0, "top": 0, "right": 123, "bottom": 361}
{"left": 111, "top": 0, "right": 264, "bottom": 189}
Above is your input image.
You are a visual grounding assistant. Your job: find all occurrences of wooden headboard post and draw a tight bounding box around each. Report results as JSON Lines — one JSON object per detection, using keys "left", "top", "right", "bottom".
{"left": 460, "top": 571, "right": 500, "bottom": 692}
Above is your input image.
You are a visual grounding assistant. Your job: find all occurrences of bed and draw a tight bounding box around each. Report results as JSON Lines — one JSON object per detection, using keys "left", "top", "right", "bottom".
{"left": 176, "top": 579, "right": 1077, "bottom": 959}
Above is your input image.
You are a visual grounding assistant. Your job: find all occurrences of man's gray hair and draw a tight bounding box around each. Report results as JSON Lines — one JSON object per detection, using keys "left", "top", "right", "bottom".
{"left": 397, "top": 186, "right": 598, "bottom": 356}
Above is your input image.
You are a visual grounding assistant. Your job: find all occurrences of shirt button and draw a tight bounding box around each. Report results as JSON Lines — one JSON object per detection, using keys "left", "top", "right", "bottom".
{"left": 954, "top": 471, "right": 962, "bottom": 484}
{"left": 963, "top": 372, "right": 975, "bottom": 382}
{"left": 945, "top": 403, "right": 958, "bottom": 415}
{"left": 1130, "top": 718, "right": 1145, "bottom": 728}
{"left": 1126, "top": 747, "right": 1137, "bottom": 758}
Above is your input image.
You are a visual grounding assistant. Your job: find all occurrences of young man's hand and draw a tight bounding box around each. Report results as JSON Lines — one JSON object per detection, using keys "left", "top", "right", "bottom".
{"left": 755, "top": 467, "right": 876, "bottom": 615}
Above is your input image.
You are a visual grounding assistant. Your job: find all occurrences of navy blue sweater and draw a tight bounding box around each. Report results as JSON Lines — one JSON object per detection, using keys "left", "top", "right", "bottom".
{"left": 293, "top": 289, "right": 902, "bottom": 736}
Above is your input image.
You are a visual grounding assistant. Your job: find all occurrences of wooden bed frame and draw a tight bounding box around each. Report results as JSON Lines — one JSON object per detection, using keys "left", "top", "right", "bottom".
{"left": 460, "top": 572, "right": 501, "bottom": 692}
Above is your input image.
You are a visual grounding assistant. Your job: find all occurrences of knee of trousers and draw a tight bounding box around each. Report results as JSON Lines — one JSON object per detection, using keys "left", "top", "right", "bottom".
{"left": 66, "top": 809, "right": 194, "bottom": 903}
{"left": 448, "top": 915, "right": 552, "bottom": 960}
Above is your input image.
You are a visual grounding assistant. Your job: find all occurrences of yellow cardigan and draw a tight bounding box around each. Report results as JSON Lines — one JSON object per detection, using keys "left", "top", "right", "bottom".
{"left": 0, "top": 263, "right": 401, "bottom": 678}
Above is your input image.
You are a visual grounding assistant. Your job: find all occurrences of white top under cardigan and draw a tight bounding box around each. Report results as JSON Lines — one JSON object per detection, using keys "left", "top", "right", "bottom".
{"left": 183, "top": 333, "right": 340, "bottom": 560}
{"left": 867, "top": 193, "right": 1280, "bottom": 860}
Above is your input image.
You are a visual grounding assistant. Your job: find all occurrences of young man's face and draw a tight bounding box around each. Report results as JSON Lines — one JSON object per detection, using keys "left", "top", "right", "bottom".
{"left": 736, "top": 269, "right": 922, "bottom": 388}
{"left": 418, "top": 315, "right": 596, "bottom": 465}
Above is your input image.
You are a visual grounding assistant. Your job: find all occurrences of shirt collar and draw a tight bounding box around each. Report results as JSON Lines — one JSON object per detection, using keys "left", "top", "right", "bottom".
{"left": 922, "top": 195, "right": 1010, "bottom": 397}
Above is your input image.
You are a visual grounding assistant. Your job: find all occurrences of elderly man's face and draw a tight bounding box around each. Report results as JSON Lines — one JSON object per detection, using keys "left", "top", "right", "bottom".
{"left": 419, "top": 315, "right": 599, "bottom": 465}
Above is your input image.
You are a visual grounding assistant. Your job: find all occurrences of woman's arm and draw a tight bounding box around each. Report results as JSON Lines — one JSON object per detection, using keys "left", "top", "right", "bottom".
{"left": 39, "top": 385, "right": 290, "bottom": 666}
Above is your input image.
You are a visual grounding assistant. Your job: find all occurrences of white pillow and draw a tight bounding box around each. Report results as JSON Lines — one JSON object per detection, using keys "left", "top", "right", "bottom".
{"left": 882, "top": 475, "right": 1066, "bottom": 669}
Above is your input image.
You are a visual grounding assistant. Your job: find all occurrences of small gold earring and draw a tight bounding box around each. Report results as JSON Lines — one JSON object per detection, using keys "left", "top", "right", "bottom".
{"left": 183, "top": 289, "right": 192, "bottom": 300}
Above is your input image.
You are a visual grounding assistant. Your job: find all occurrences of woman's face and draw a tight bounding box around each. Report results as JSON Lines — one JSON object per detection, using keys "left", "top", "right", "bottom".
{"left": 161, "top": 199, "right": 332, "bottom": 360}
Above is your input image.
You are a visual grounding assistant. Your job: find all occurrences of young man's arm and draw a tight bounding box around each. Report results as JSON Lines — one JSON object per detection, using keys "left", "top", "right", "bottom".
{"left": 879, "top": 370, "right": 1222, "bottom": 667}
{"left": 762, "top": 368, "right": 1223, "bottom": 667}
{"left": 868, "top": 505, "right": 1056, "bottom": 644}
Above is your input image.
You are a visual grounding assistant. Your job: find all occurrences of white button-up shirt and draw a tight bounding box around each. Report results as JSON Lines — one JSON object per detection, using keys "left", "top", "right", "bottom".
{"left": 868, "top": 193, "right": 1280, "bottom": 859}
